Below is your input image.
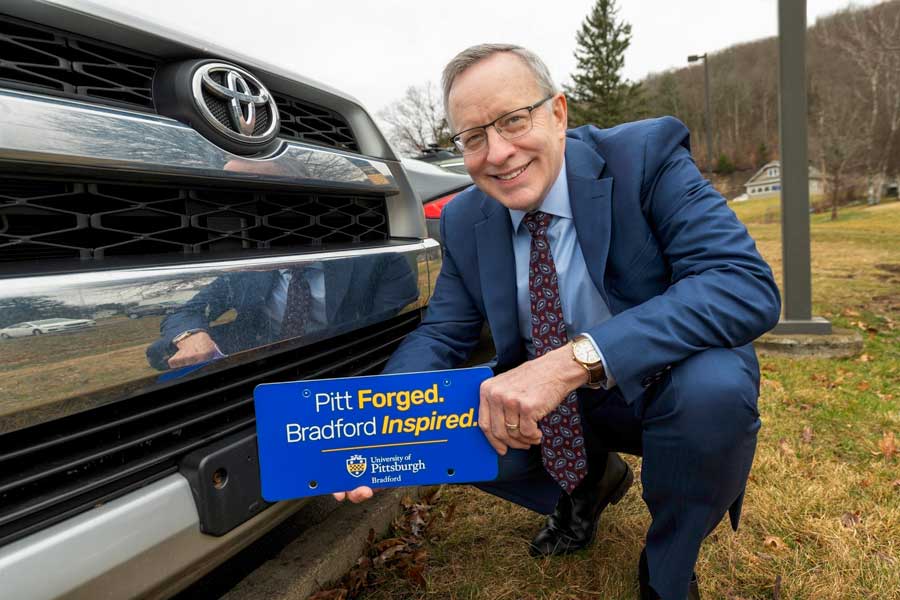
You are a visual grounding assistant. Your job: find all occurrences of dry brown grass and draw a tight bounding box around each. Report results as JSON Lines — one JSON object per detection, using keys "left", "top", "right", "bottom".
{"left": 353, "top": 200, "right": 900, "bottom": 600}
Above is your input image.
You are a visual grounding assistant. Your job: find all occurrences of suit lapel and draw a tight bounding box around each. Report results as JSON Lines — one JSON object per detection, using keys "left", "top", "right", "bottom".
{"left": 474, "top": 196, "right": 519, "bottom": 362}
{"left": 565, "top": 139, "right": 612, "bottom": 304}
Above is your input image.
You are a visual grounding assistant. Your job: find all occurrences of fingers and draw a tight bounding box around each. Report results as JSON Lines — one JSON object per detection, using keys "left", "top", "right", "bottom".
{"left": 333, "top": 487, "right": 374, "bottom": 503}
{"left": 488, "top": 391, "right": 509, "bottom": 447}
{"left": 347, "top": 487, "right": 374, "bottom": 503}
{"left": 479, "top": 382, "right": 507, "bottom": 455}
{"left": 501, "top": 398, "right": 539, "bottom": 449}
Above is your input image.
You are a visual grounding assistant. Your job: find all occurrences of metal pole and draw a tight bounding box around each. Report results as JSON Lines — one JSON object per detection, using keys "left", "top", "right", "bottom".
{"left": 773, "top": 0, "right": 831, "bottom": 334}
{"left": 703, "top": 56, "right": 713, "bottom": 171}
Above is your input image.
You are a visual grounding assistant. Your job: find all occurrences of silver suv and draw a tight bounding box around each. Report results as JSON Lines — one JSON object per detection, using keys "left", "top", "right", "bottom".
{"left": 0, "top": 2, "right": 438, "bottom": 598}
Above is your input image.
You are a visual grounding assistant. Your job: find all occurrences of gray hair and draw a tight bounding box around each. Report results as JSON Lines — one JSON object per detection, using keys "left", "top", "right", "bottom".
{"left": 441, "top": 43, "right": 558, "bottom": 129}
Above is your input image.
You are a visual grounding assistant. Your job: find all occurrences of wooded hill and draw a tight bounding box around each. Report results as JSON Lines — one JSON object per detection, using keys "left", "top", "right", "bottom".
{"left": 640, "top": 0, "right": 900, "bottom": 202}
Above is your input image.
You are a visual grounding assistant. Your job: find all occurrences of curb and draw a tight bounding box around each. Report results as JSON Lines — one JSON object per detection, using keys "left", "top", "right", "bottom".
{"left": 221, "top": 488, "right": 420, "bottom": 599}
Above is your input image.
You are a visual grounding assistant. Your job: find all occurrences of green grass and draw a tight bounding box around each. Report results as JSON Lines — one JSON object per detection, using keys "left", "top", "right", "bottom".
{"left": 331, "top": 201, "right": 900, "bottom": 600}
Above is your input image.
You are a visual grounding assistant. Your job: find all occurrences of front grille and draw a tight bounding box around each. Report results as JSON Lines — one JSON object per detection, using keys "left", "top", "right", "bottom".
{"left": 0, "top": 15, "right": 361, "bottom": 152}
{"left": 0, "top": 15, "right": 157, "bottom": 110}
{"left": 0, "top": 311, "right": 420, "bottom": 546}
{"left": 0, "top": 178, "right": 389, "bottom": 264}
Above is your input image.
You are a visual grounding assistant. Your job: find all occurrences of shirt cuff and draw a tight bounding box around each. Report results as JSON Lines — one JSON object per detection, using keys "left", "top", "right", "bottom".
{"left": 578, "top": 332, "right": 616, "bottom": 389}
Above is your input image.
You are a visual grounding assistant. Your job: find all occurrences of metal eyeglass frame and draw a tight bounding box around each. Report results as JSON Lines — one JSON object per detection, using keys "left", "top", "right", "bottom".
{"left": 451, "top": 94, "right": 556, "bottom": 155}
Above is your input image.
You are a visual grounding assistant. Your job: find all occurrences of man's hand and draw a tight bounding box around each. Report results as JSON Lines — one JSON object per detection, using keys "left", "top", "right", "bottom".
{"left": 167, "top": 331, "right": 219, "bottom": 368}
{"left": 332, "top": 486, "right": 375, "bottom": 503}
{"left": 478, "top": 343, "right": 589, "bottom": 455}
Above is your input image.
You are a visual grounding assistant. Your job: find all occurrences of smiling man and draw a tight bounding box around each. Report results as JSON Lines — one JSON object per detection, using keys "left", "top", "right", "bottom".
{"left": 336, "top": 43, "right": 780, "bottom": 600}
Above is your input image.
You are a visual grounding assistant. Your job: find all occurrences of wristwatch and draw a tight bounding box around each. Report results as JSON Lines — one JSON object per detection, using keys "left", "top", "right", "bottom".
{"left": 571, "top": 334, "right": 606, "bottom": 389}
{"left": 171, "top": 329, "right": 204, "bottom": 345}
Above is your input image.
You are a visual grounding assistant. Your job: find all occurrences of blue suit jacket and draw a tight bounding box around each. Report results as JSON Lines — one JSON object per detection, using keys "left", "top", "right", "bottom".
{"left": 385, "top": 117, "right": 781, "bottom": 404}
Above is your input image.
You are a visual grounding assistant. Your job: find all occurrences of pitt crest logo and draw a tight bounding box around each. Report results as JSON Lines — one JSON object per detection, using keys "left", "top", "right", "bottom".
{"left": 346, "top": 454, "right": 367, "bottom": 478}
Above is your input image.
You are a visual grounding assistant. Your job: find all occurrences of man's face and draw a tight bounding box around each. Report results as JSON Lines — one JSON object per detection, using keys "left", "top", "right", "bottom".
{"left": 448, "top": 52, "right": 567, "bottom": 212}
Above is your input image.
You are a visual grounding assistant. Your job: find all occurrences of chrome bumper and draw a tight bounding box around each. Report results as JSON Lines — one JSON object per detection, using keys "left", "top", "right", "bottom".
{"left": 0, "top": 473, "right": 305, "bottom": 600}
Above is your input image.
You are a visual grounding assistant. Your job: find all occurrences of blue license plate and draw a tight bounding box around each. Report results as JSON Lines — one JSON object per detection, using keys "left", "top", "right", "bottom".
{"left": 254, "top": 367, "right": 498, "bottom": 500}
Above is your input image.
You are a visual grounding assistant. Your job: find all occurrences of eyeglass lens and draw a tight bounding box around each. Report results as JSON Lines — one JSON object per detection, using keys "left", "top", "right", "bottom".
{"left": 456, "top": 108, "right": 534, "bottom": 154}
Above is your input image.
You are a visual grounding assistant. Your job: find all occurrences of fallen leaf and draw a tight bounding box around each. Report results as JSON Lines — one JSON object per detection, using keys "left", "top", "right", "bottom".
{"left": 879, "top": 432, "right": 897, "bottom": 460}
{"left": 840, "top": 511, "right": 861, "bottom": 528}
{"left": 779, "top": 439, "right": 796, "bottom": 458}
{"left": 843, "top": 308, "right": 861, "bottom": 317}
{"left": 860, "top": 477, "right": 873, "bottom": 488}
{"left": 857, "top": 353, "right": 872, "bottom": 363}
{"left": 374, "top": 543, "right": 407, "bottom": 567}
{"left": 892, "top": 479, "right": 900, "bottom": 488}
{"left": 872, "top": 551, "right": 897, "bottom": 565}
{"left": 857, "top": 382, "right": 870, "bottom": 391}
{"left": 374, "top": 537, "right": 406, "bottom": 553}
{"left": 763, "top": 535, "right": 787, "bottom": 552}
{"left": 802, "top": 426, "right": 813, "bottom": 444}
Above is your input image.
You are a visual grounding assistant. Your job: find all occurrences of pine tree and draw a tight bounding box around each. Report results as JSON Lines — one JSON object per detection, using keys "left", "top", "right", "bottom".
{"left": 564, "top": 0, "right": 644, "bottom": 128}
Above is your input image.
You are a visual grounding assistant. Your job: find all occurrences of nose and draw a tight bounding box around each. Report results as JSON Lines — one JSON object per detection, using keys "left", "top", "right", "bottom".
{"left": 484, "top": 126, "right": 516, "bottom": 166}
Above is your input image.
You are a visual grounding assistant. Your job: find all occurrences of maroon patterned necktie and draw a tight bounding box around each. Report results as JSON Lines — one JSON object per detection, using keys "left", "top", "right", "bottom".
{"left": 523, "top": 211, "right": 588, "bottom": 494}
{"left": 280, "top": 268, "right": 312, "bottom": 338}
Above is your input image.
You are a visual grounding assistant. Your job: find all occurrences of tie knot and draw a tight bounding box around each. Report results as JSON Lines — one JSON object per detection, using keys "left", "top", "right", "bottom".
{"left": 522, "top": 211, "right": 551, "bottom": 237}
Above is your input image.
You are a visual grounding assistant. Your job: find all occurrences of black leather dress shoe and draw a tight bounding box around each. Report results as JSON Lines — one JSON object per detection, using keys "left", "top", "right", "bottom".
{"left": 638, "top": 548, "right": 700, "bottom": 600}
{"left": 528, "top": 452, "right": 633, "bottom": 557}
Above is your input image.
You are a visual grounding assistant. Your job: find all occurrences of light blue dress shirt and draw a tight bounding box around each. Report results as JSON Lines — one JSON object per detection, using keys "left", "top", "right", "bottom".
{"left": 508, "top": 158, "right": 616, "bottom": 387}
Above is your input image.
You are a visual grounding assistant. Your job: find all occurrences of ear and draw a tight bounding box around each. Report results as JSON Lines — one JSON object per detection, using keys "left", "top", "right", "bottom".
{"left": 552, "top": 94, "right": 568, "bottom": 134}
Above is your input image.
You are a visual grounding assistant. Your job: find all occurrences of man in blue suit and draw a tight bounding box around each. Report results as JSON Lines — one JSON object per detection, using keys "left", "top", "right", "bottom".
{"left": 336, "top": 44, "right": 780, "bottom": 600}
{"left": 146, "top": 253, "right": 418, "bottom": 371}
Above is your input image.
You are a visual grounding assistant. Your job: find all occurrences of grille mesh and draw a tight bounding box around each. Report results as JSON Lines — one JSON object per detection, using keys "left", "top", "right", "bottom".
{"left": 0, "top": 15, "right": 156, "bottom": 110}
{"left": 0, "top": 178, "right": 389, "bottom": 264}
{"left": 274, "top": 93, "right": 359, "bottom": 152}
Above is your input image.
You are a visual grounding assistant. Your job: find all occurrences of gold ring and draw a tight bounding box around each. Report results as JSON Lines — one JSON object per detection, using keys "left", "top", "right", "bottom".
{"left": 505, "top": 422, "right": 519, "bottom": 430}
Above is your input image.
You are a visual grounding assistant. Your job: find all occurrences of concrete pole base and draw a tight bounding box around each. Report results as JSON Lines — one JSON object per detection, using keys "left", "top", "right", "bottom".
{"left": 754, "top": 327, "right": 863, "bottom": 358}
{"left": 770, "top": 317, "right": 833, "bottom": 335}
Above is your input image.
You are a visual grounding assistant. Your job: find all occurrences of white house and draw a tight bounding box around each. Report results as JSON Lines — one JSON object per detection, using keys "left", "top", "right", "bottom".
{"left": 743, "top": 160, "right": 824, "bottom": 199}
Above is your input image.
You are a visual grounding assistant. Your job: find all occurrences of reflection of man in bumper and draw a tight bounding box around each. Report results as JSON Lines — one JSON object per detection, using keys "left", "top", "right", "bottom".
{"left": 338, "top": 44, "right": 780, "bottom": 600}
{"left": 147, "top": 253, "right": 418, "bottom": 370}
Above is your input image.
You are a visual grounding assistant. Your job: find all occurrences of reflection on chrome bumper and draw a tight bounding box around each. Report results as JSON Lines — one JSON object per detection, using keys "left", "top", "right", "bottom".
{"left": 0, "top": 474, "right": 304, "bottom": 600}
{"left": 1, "top": 240, "right": 441, "bottom": 434}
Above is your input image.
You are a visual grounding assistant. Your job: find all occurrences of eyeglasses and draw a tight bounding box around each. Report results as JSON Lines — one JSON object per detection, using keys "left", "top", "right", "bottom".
{"left": 451, "top": 95, "right": 555, "bottom": 155}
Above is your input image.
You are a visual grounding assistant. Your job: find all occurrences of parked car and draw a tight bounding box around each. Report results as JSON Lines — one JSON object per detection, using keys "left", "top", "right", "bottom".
{"left": 0, "top": 318, "right": 97, "bottom": 338}
{"left": 413, "top": 144, "right": 468, "bottom": 175}
{"left": 0, "top": 3, "right": 438, "bottom": 599}
{"left": 402, "top": 158, "right": 473, "bottom": 244}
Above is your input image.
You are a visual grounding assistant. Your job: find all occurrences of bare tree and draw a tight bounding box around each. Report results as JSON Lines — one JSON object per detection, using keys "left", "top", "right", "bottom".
{"left": 817, "top": 4, "right": 900, "bottom": 204}
{"left": 810, "top": 79, "right": 868, "bottom": 220}
{"left": 378, "top": 82, "right": 451, "bottom": 156}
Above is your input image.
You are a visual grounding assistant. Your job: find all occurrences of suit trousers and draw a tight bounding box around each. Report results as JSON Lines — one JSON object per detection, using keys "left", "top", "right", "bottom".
{"left": 474, "top": 344, "right": 761, "bottom": 600}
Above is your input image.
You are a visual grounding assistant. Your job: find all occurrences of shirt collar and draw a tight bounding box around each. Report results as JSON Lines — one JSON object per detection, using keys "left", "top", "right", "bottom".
{"left": 509, "top": 157, "right": 570, "bottom": 232}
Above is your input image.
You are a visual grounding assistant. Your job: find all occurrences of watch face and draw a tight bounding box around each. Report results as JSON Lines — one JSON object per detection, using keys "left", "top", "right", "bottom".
{"left": 574, "top": 339, "right": 600, "bottom": 364}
